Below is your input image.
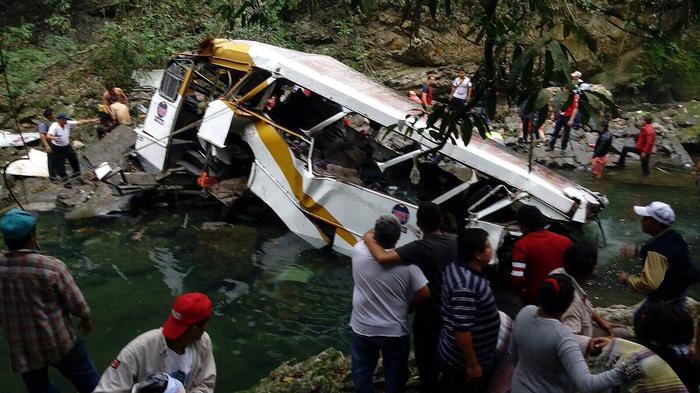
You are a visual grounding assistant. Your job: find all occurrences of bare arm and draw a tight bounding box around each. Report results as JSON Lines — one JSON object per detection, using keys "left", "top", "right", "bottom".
{"left": 455, "top": 331, "right": 483, "bottom": 381}
{"left": 414, "top": 285, "right": 430, "bottom": 306}
{"left": 362, "top": 230, "right": 401, "bottom": 264}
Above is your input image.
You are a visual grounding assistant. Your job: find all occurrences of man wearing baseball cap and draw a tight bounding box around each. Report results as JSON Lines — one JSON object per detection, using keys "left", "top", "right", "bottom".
{"left": 46, "top": 111, "right": 97, "bottom": 186}
{"left": 94, "top": 292, "right": 216, "bottom": 393}
{"left": 618, "top": 202, "right": 700, "bottom": 323}
{"left": 0, "top": 208, "right": 99, "bottom": 392}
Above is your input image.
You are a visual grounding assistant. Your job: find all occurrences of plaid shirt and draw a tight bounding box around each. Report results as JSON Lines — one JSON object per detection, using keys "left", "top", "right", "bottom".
{"left": 0, "top": 249, "right": 90, "bottom": 373}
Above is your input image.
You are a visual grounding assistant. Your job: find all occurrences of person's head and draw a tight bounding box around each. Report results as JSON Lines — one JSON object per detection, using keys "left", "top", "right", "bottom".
{"left": 0, "top": 208, "right": 37, "bottom": 250}
{"left": 516, "top": 205, "right": 546, "bottom": 232}
{"left": 634, "top": 302, "right": 694, "bottom": 347}
{"left": 427, "top": 74, "right": 435, "bottom": 84}
{"left": 643, "top": 115, "right": 653, "bottom": 124}
{"left": 43, "top": 107, "right": 54, "bottom": 120}
{"left": 56, "top": 111, "right": 71, "bottom": 126}
{"left": 458, "top": 69, "right": 465, "bottom": 78}
{"left": 570, "top": 71, "right": 582, "bottom": 83}
{"left": 633, "top": 201, "right": 674, "bottom": 235}
{"left": 416, "top": 202, "right": 441, "bottom": 233}
{"left": 105, "top": 82, "right": 115, "bottom": 92}
{"left": 373, "top": 215, "right": 402, "bottom": 249}
{"left": 131, "top": 372, "right": 185, "bottom": 393}
{"left": 162, "top": 292, "right": 213, "bottom": 345}
{"left": 458, "top": 228, "right": 492, "bottom": 266}
{"left": 563, "top": 243, "right": 597, "bottom": 282}
{"left": 538, "top": 273, "right": 575, "bottom": 317}
{"left": 408, "top": 90, "right": 418, "bottom": 98}
{"left": 109, "top": 95, "right": 119, "bottom": 104}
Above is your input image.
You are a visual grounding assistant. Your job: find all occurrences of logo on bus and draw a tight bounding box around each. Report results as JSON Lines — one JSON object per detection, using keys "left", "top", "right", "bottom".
{"left": 155, "top": 101, "right": 168, "bottom": 125}
{"left": 391, "top": 203, "right": 410, "bottom": 225}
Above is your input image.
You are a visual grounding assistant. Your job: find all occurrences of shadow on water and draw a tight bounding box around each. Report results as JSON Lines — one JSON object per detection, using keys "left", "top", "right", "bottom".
{"left": 0, "top": 163, "right": 698, "bottom": 391}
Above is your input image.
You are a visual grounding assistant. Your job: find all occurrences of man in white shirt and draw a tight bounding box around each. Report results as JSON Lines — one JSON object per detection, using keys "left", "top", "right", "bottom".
{"left": 449, "top": 70, "right": 472, "bottom": 109}
{"left": 94, "top": 292, "right": 216, "bottom": 393}
{"left": 350, "top": 215, "right": 430, "bottom": 393}
{"left": 46, "top": 112, "right": 96, "bottom": 185}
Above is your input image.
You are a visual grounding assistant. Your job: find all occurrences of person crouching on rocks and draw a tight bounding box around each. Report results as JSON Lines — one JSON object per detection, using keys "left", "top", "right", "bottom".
{"left": 510, "top": 274, "right": 640, "bottom": 393}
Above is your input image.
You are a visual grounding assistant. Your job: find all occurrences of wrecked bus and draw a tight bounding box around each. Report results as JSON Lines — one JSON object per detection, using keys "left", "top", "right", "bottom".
{"left": 119, "top": 38, "right": 607, "bottom": 262}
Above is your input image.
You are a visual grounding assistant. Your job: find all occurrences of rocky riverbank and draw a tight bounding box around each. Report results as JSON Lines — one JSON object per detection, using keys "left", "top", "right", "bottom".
{"left": 242, "top": 299, "right": 700, "bottom": 393}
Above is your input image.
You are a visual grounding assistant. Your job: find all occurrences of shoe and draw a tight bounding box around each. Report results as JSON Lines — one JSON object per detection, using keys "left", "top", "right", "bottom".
{"left": 64, "top": 182, "right": 72, "bottom": 189}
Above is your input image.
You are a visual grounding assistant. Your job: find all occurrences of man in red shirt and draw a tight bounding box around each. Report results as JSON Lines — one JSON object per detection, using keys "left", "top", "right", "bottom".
{"left": 510, "top": 206, "right": 572, "bottom": 305}
{"left": 548, "top": 85, "right": 579, "bottom": 152}
{"left": 616, "top": 115, "right": 656, "bottom": 175}
{"left": 421, "top": 75, "right": 435, "bottom": 107}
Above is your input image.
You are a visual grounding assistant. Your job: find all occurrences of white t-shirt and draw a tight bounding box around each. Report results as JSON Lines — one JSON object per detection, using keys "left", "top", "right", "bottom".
{"left": 452, "top": 77, "right": 472, "bottom": 99}
{"left": 164, "top": 346, "right": 193, "bottom": 385}
{"left": 47, "top": 120, "right": 78, "bottom": 147}
{"left": 349, "top": 241, "right": 428, "bottom": 337}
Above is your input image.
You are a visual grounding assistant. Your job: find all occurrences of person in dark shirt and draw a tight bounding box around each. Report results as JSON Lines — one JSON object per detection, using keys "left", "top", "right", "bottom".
{"left": 510, "top": 205, "right": 572, "bottom": 305}
{"left": 363, "top": 202, "right": 457, "bottom": 393}
{"left": 591, "top": 120, "right": 612, "bottom": 179}
{"left": 439, "top": 228, "right": 500, "bottom": 393}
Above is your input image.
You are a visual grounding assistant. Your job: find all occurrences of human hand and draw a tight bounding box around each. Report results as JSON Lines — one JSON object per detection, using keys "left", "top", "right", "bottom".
{"left": 79, "top": 316, "right": 93, "bottom": 334}
{"left": 588, "top": 337, "right": 610, "bottom": 356}
{"left": 363, "top": 229, "right": 375, "bottom": 243}
{"left": 466, "top": 363, "right": 483, "bottom": 382}
{"left": 567, "top": 120, "right": 574, "bottom": 126}
{"left": 641, "top": 153, "right": 647, "bottom": 159}
{"left": 617, "top": 272, "right": 628, "bottom": 285}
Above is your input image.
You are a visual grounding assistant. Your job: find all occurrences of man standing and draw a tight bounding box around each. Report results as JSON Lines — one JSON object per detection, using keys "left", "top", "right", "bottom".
{"left": 0, "top": 208, "right": 99, "bottom": 393}
{"left": 94, "top": 292, "right": 217, "bottom": 393}
{"left": 618, "top": 202, "right": 700, "bottom": 323}
{"left": 591, "top": 119, "right": 613, "bottom": 179}
{"left": 46, "top": 112, "right": 96, "bottom": 185}
{"left": 449, "top": 70, "right": 472, "bottom": 109}
{"left": 421, "top": 75, "right": 435, "bottom": 107}
{"left": 510, "top": 205, "right": 572, "bottom": 305}
{"left": 616, "top": 115, "right": 656, "bottom": 175}
{"left": 363, "top": 202, "right": 457, "bottom": 392}
{"left": 351, "top": 215, "right": 430, "bottom": 393}
{"left": 37, "top": 107, "right": 57, "bottom": 180}
{"left": 548, "top": 85, "right": 579, "bottom": 152}
{"left": 439, "top": 228, "right": 500, "bottom": 392}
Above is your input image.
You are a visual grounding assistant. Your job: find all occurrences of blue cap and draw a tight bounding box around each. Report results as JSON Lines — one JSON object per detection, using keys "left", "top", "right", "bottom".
{"left": 0, "top": 209, "right": 37, "bottom": 240}
{"left": 56, "top": 112, "right": 71, "bottom": 120}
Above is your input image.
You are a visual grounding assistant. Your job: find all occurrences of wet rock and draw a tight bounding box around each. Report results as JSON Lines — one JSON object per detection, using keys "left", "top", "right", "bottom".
{"left": 63, "top": 182, "right": 132, "bottom": 219}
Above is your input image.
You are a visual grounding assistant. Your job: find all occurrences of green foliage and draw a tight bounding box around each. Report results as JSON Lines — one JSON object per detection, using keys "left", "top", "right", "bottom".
{"left": 634, "top": 38, "right": 700, "bottom": 100}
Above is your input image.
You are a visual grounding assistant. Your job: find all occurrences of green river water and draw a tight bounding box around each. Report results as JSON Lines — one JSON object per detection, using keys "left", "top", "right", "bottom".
{"left": 0, "top": 166, "right": 698, "bottom": 392}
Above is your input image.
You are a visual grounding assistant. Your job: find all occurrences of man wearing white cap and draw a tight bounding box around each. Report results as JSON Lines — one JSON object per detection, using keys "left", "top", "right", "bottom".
{"left": 618, "top": 202, "right": 700, "bottom": 322}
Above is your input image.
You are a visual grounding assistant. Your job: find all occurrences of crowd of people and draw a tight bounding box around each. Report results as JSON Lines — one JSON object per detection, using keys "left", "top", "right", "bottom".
{"left": 350, "top": 201, "right": 700, "bottom": 393}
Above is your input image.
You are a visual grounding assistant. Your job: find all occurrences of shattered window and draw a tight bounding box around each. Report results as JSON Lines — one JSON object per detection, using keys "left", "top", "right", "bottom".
{"left": 231, "top": 69, "right": 272, "bottom": 100}
{"left": 159, "top": 61, "right": 189, "bottom": 102}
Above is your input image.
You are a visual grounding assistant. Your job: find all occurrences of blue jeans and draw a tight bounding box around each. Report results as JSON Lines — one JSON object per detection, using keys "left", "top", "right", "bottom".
{"left": 21, "top": 338, "right": 100, "bottom": 393}
{"left": 549, "top": 114, "right": 572, "bottom": 150}
{"left": 350, "top": 332, "right": 409, "bottom": 393}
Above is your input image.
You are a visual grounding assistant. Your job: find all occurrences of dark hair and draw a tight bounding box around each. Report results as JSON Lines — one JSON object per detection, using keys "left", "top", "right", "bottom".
{"left": 43, "top": 107, "right": 53, "bottom": 117}
{"left": 458, "top": 228, "right": 489, "bottom": 262}
{"left": 4, "top": 230, "right": 35, "bottom": 251}
{"left": 108, "top": 95, "right": 119, "bottom": 104}
{"left": 538, "top": 273, "right": 575, "bottom": 315}
{"left": 635, "top": 302, "right": 694, "bottom": 346}
{"left": 105, "top": 82, "right": 114, "bottom": 91}
{"left": 374, "top": 215, "right": 401, "bottom": 249}
{"left": 417, "top": 202, "right": 441, "bottom": 232}
{"left": 563, "top": 243, "right": 597, "bottom": 279}
{"left": 517, "top": 205, "right": 545, "bottom": 230}
{"left": 644, "top": 115, "right": 653, "bottom": 124}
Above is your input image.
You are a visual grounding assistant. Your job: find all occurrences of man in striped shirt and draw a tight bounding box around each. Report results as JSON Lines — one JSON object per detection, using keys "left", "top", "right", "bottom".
{"left": 439, "top": 228, "right": 500, "bottom": 392}
{"left": 0, "top": 209, "right": 99, "bottom": 393}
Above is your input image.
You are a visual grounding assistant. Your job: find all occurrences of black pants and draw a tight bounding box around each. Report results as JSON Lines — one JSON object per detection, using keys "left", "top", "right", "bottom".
{"left": 617, "top": 145, "right": 650, "bottom": 175}
{"left": 414, "top": 307, "right": 442, "bottom": 393}
{"left": 521, "top": 118, "right": 538, "bottom": 141}
{"left": 51, "top": 144, "right": 80, "bottom": 178}
{"left": 46, "top": 150, "right": 56, "bottom": 179}
{"left": 549, "top": 114, "right": 572, "bottom": 150}
{"left": 450, "top": 97, "right": 466, "bottom": 109}
{"left": 438, "top": 360, "right": 488, "bottom": 393}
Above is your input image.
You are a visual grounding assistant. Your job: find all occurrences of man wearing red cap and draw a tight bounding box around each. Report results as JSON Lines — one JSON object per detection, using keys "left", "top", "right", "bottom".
{"left": 94, "top": 292, "right": 216, "bottom": 393}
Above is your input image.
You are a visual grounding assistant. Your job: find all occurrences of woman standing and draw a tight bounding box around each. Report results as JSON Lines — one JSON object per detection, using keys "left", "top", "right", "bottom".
{"left": 510, "top": 274, "right": 637, "bottom": 392}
